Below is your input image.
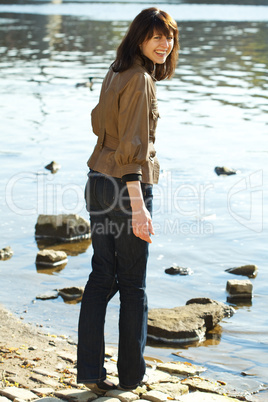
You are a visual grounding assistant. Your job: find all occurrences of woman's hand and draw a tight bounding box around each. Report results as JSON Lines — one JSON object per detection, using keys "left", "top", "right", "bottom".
{"left": 126, "top": 181, "right": 154, "bottom": 243}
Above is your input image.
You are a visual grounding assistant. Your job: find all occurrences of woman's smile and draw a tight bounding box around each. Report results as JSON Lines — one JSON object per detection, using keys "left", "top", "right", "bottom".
{"left": 140, "top": 32, "right": 174, "bottom": 64}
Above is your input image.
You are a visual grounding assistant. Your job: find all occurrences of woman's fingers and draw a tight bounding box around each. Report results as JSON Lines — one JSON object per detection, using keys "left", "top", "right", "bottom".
{"left": 132, "top": 214, "right": 154, "bottom": 243}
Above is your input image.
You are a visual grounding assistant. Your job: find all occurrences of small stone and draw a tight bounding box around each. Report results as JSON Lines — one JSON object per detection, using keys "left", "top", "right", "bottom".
{"left": 36, "top": 249, "right": 68, "bottom": 267}
{"left": 157, "top": 362, "right": 206, "bottom": 376}
{"left": 28, "top": 346, "right": 38, "bottom": 350}
{"left": 58, "top": 286, "right": 84, "bottom": 302}
{"left": 0, "top": 246, "right": 13, "bottom": 260}
{"left": 225, "top": 264, "right": 258, "bottom": 278}
{"left": 143, "top": 390, "right": 169, "bottom": 402}
{"left": 226, "top": 279, "right": 253, "bottom": 301}
{"left": 45, "top": 161, "right": 61, "bottom": 173}
{"left": 214, "top": 166, "right": 237, "bottom": 176}
{"left": 105, "top": 390, "right": 139, "bottom": 402}
{"left": 36, "top": 291, "right": 59, "bottom": 300}
{"left": 0, "top": 387, "right": 37, "bottom": 401}
{"left": 165, "top": 266, "right": 193, "bottom": 275}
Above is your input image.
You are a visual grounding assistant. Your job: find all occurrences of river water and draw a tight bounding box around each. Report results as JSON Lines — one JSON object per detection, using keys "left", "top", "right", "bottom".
{"left": 0, "top": 0, "right": 268, "bottom": 399}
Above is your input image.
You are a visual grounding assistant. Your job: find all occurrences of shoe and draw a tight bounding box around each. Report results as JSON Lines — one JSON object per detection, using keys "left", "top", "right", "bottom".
{"left": 85, "top": 379, "right": 116, "bottom": 394}
{"left": 118, "top": 374, "right": 148, "bottom": 391}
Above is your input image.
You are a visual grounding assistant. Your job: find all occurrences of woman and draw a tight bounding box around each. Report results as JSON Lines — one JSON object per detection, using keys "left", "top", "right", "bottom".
{"left": 77, "top": 7, "right": 179, "bottom": 392}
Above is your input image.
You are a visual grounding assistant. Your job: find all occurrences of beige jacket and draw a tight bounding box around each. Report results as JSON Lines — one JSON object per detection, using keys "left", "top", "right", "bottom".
{"left": 87, "top": 58, "right": 160, "bottom": 184}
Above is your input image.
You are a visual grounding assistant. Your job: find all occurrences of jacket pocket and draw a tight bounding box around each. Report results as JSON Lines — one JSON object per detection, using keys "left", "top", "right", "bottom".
{"left": 150, "top": 98, "right": 160, "bottom": 134}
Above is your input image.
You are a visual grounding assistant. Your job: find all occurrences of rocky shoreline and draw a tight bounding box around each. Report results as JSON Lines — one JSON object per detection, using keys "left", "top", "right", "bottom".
{"left": 1, "top": 305, "right": 267, "bottom": 402}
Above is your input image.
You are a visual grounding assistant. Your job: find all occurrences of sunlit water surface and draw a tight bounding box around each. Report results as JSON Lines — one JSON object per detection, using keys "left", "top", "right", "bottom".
{"left": 0, "top": 1, "right": 268, "bottom": 398}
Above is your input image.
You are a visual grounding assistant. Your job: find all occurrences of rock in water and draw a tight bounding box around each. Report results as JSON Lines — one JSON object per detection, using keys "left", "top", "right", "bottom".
{"left": 225, "top": 264, "right": 258, "bottom": 278}
{"left": 0, "top": 246, "right": 13, "bottom": 260}
{"left": 165, "top": 266, "right": 193, "bottom": 275}
{"left": 36, "top": 250, "right": 68, "bottom": 267}
{"left": 35, "top": 214, "right": 90, "bottom": 242}
{"left": 58, "top": 287, "right": 84, "bottom": 302}
{"left": 214, "top": 166, "right": 237, "bottom": 176}
{"left": 226, "top": 279, "right": 253, "bottom": 301}
{"left": 45, "top": 161, "right": 61, "bottom": 173}
{"left": 147, "top": 299, "right": 235, "bottom": 344}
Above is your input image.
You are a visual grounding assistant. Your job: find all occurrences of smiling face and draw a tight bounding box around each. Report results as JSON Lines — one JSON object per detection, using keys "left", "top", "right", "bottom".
{"left": 140, "top": 31, "right": 174, "bottom": 65}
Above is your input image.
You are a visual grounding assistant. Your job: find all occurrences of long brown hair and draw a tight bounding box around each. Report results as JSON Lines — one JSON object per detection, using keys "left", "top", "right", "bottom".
{"left": 112, "top": 7, "right": 179, "bottom": 81}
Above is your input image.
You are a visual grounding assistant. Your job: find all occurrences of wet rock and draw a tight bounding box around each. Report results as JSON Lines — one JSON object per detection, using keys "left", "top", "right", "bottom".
{"left": 0, "top": 246, "right": 13, "bottom": 261}
{"left": 165, "top": 266, "right": 193, "bottom": 275}
{"left": 36, "top": 291, "right": 59, "bottom": 300}
{"left": 214, "top": 166, "right": 237, "bottom": 176}
{"left": 45, "top": 161, "right": 61, "bottom": 174}
{"left": 157, "top": 362, "right": 206, "bottom": 376}
{"left": 58, "top": 286, "right": 84, "bottom": 302}
{"left": 181, "top": 376, "right": 226, "bottom": 395}
{"left": 36, "top": 249, "right": 68, "bottom": 267}
{"left": 147, "top": 299, "right": 235, "bottom": 344}
{"left": 226, "top": 279, "right": 253, "bottom": 301}
{"left": 35, "top": 214, "right": 90, "bottom": 242}
{"left": 225, "top": 264, "right": 258, "bottom": 278}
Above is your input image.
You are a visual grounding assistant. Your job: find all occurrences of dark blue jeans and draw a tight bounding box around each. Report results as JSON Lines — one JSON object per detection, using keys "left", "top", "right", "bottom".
{"left": 77, "top": 170, "right": 153, "bottom": 389}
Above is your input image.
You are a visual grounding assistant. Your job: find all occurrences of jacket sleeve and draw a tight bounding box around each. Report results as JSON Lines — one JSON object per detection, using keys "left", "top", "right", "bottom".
{"left": 114, "top": 72, "right": 151, "bottom": 177}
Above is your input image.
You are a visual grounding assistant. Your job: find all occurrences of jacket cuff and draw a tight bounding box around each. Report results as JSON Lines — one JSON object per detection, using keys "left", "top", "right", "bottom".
{"left": 120, "top": 163, "right": 142, "bottom": 177}
{"left": 122, "top": 173, "right": 142, "bottom": 183}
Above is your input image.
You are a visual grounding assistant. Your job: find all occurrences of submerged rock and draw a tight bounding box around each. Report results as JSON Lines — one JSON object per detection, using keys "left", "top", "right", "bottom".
{"left": 147, "top": 299, "right": 235, "bottom": 344}
{"left": 214, "top": 166, "right": 237, "bottom": 176}
{"left": 36, "top": 250, "right": 68, "bottom": 267}
{"left": 35, "top": 214, "right": 90, "bottom": 242}
{"left": 0, "top": 246, "right": 13, "bottom": 260}
{"left": 225, "top": 264, "right": 258, "bottom": 278}
{"left": 45, "top": 161, "right": 61, "bottom": 174}
{"left": 165, "top": 266, "right": 193, "bottom": 276}
{"left": 226, "top": 279, "right": 253, "bottom": 301}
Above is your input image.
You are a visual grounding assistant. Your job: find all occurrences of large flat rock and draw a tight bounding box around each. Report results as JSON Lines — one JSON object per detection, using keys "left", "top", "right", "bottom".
{"left": 147, "top": 298, "right": 235, "bottom": 344}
